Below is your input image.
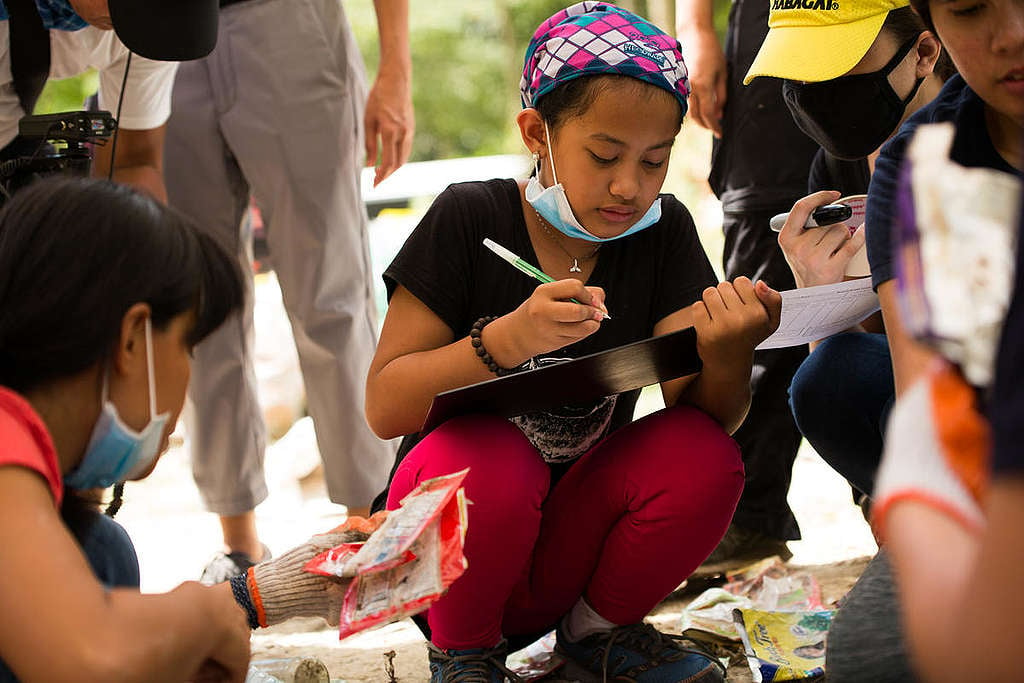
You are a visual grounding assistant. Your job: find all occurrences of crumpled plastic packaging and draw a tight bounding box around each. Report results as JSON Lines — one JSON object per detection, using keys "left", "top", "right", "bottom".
{"left": 894, "top": 122, "right": 1022, "bottom": 388}
{"left": 305, "top": 469, "right": 469, "bottom": 639}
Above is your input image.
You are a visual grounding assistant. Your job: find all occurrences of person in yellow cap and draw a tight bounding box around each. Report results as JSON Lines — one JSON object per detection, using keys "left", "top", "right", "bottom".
{"left": 749, "top": 3, "right": 950, "bottom": 522}
{"left": 743, "top": 2, "right": 952, "bottom": 682}
{"left": 755, "top": 0, "right": 954, "bottom": 509}
{"left": 745, "top": 0, "right": 949, "bottom": 162}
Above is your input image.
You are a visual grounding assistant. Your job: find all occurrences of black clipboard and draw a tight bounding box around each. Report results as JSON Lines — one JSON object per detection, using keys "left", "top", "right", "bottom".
{"left": 421, "top": 326, "right": 702, "bottom": 433}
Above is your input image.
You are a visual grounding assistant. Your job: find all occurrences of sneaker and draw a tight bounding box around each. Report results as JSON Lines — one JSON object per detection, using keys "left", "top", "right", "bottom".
{"left": 556, "top": 621, "right": 725, "bottom": 682}
{"left": 427, "top": 639, "right": 522, "bottom": 683}
{"left": 199, "top": 543, "right": 271, "bottom": 585}
{"left": 693, "top": 524, "right": 792, "bottom": 577}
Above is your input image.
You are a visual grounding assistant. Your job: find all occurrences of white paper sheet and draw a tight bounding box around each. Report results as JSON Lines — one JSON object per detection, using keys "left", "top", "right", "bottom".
{"left": 756, "top": 279, "right": 880, "bottom": 350}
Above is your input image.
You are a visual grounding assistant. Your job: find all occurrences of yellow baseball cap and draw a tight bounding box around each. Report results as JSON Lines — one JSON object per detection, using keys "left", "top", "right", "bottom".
{"left": 743, "top": 0, "right": 910, "bottom": 85}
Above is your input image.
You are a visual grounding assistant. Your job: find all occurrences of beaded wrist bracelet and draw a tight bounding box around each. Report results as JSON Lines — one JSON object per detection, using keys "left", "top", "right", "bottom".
{"left": 470, "top": 316, "right": 511, "bottom": 377}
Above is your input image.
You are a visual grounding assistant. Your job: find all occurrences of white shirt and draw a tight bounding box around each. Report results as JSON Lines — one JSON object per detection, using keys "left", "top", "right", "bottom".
{"left": 0, "top": 22, "right": 178, "bottom": 147}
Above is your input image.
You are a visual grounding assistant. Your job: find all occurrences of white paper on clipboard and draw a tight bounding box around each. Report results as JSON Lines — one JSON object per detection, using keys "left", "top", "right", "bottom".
{"left": 757, "top": 278, "right": 880, "bottom": 350}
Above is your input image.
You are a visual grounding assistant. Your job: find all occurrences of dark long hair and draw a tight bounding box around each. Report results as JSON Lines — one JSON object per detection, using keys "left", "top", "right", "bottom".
{"left": 0, "top": 177, "right": 245, "bottom": 525}
{"left": 0, "top": 176, "right": 244, "bottom": 393}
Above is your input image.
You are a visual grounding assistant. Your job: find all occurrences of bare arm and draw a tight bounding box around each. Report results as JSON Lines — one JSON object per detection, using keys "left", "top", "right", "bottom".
{"left": 882, "top": 251, "right": 1024, "bottom": 680}
{"left": 0, "top": 468, "right": 250, "bottom": 683}
{"left": 91, "top": 126, "right": 167, "bottom": 202}
{"left": 675, "top": 0, "right": 726, "bottom": 137}
{"left": 886, "top": 478, "right": 1024, "bottom": 682}
{"left": 877, "top": 267, "right": 997, "bottom": 680}
{"left": 366, "top": 281, "right": 606, "bottom": 439}
{"left": 365, "top": 286, "right": 494, "bottom": 439}
{"left": 885, "top": 497, "right": 977, "bottom": 682}
{"left": 877, "top": 279, "right": 937, "bottom": 396}
{"left": 366, "top": 0, "right": 414, "bottom": 186}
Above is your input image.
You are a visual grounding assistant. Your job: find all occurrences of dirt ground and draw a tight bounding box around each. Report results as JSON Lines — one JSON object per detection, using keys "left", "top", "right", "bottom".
{"left": 116, "top": 427, "right": 876, "bottom": 682}
{"left": 247, "top": 556, "right": 870, "bottom": 682}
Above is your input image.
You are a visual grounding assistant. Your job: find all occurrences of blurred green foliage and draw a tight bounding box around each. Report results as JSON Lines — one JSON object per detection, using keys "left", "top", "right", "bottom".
{"left": 33, "top": 0, "right": 730, "bottom": 160}
{"left": 349, "top": 0, "right": 730, "bottom": 162}
{"left": 348, "top": 0, "right": 568, "bottom": 161}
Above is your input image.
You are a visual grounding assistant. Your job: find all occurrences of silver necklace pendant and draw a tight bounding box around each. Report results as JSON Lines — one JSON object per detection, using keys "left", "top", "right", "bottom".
{"left": 533, "top": 210, "right": 594, "bottom": 274}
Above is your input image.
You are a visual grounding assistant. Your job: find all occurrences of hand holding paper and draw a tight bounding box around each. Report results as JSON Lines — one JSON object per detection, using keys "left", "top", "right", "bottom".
{"left": 691, "top": 277, "right": 782, "bottom": 367}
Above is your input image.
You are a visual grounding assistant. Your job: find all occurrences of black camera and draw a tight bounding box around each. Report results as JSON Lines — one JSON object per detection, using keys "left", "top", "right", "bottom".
{"left": 0, "top": 110, "right": 117, "bottom": 203}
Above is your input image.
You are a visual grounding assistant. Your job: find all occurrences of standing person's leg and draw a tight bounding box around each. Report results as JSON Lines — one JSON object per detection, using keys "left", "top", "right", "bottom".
{"left": 220, "top": 0, "right": 394, "bottom": 514}
{"left": 708, "top": 208, "right": 806, "bottom": 562}
{"left": 164, "top": 44, "right": 269, "bottom": 578}
{"left": 504, "top": 405, "right": 742, "bottom": 681}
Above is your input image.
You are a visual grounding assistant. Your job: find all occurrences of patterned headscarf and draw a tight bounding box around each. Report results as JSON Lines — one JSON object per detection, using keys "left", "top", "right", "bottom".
{"left": 520, "top": 2, "right": 689, "bottom": 116}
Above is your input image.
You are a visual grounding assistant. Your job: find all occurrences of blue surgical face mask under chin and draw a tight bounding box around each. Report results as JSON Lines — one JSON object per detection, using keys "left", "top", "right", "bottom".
{"left": 524, "top": 121, "right": 663, "bottom": 243}
{"left": 65, "top": 319, "right": 170, "bottom": 490}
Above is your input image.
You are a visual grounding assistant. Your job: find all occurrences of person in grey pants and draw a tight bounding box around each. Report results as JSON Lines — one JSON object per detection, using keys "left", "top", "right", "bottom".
{"left": 164, "top": 0, "right": 413, "bottom": 582}
{"left": 826, "top": 550, "right": 916, "bottom": 682}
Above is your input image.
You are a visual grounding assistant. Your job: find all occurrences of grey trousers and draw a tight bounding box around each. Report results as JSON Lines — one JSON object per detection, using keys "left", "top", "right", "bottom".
{"left": 164, "top": 0, "right": 394, "bottom": 515}
{"left": 826, "top": 550, "right": 917, "bottom": 682}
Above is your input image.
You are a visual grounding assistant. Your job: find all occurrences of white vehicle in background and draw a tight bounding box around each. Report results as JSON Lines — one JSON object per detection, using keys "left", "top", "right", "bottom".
{"left": 361, "top": 154, "right": 531, "bottom": 321}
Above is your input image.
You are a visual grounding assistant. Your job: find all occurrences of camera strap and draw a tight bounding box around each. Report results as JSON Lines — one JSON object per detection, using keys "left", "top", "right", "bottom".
{"left": 6, "top": 0, "right": 51, "bottom": 117}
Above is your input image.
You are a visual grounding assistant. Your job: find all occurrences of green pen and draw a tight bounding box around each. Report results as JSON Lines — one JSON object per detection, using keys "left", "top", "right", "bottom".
{"left": 483, "top": 238, "right": 610, "bottom": 319}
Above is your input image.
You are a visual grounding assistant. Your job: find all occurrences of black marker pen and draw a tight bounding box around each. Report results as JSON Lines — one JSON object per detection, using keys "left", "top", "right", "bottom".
{"left": 770, "top": 204, "right": 854, "bottom": 232}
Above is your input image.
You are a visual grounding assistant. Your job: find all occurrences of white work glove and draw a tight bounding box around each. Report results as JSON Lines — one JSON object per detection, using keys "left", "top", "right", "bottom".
{"left": 252, "top": 530, "right": 364, "bottom": 627}
{"left": 235, "top": 513, "right": 387, "bottom": 628}
{"left": 873, "top": 361, "right": 990, "bottom": 539}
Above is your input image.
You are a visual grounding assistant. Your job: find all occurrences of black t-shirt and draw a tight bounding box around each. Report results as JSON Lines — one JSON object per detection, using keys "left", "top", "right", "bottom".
{"left": 866, "top": 74, "right": 1017, "bottom": 290}
{"left": 990, "top": 197, "right": 1024, "bottom": 474}
{"left": 385, "top": 179, "right": 716, "bottom": 357}
{"left": 807, "top": 148, "right": 871, "bottom": 197}
{"left": 380, "top": 178, "right": 717, "bottom": 481}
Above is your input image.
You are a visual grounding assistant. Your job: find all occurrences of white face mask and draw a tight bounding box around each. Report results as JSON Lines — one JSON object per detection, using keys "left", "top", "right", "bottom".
{"left": 64, "top": 318, "right": 170, "bottom": 490}
{"left": 524, "top": 121, "right": 663, "bottom": 243}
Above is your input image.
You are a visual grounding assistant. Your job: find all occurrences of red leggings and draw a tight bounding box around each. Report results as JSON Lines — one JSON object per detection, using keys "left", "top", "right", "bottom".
{"left": 386, "top": 404, "right": 744, "bottom": 650}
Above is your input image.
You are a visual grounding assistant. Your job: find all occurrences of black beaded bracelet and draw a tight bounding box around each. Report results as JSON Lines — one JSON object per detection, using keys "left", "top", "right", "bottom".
{"left": 229, "top": 572, "right": 260, "bottom": 630}
{"left": 470, "top": 316, "right": 511, "bottom": 377}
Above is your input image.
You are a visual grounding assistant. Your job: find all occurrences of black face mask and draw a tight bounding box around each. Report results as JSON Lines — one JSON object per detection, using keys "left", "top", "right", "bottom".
{"left": 782, "top": 37, "right": 925, "bottom": 160}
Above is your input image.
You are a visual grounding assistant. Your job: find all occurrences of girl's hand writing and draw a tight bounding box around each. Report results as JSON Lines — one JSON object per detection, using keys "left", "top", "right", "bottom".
{"left": 778, "top": 191, "right": 866, "bottom": 289}
{"left": 489, "top": 279, "right": 607, "bottom": 365}
{"left": 691, "top": 277, "right": 782, "bottom": 369}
